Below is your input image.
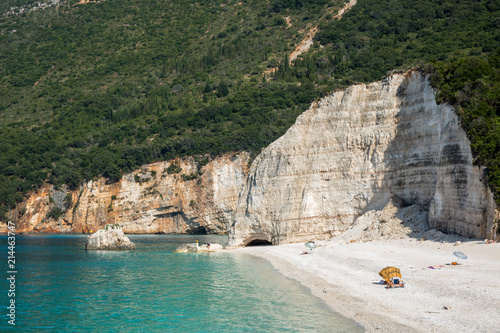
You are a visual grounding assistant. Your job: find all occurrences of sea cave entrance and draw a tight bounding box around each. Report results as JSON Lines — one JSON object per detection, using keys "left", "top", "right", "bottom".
{"left": 245, "top": 239, "right": 273, "bottom": 246}
{"left": 188, "top": 226, "right": 207, "bottom": 234}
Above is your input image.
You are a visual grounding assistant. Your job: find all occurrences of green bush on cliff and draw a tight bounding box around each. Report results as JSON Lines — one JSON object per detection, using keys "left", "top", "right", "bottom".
{"left": 424, "top": 50, "right": 500, "bottom": 203}
{"left": 166, "top": 162, "right": 182, "bottom": 175}
{"left": 46, "top": 207, "right": 64, "bottom": 220}
{"left": 105, "top": 223, "right": 120, "bottom": 230}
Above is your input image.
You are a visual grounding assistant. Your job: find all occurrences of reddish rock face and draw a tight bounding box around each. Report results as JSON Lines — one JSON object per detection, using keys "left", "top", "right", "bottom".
{"left": 4, "top": 153, "right": 250, "bottom": 234}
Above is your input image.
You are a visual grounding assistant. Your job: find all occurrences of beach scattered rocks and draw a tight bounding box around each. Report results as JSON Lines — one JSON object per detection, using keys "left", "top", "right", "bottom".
{"left": 331, "top": 196, "right": 428, "bottom": 244}
{"left": 173, "top": 242, "right": 223, "bottom": 253}
{"left": 329, "top": 195, "right": 475, "bottom": 245}
{"left": 423, "top": 228, "right": 470, "bottom": 243}
{"left": 85, "top": 224, "right": 136, "bottom": 250}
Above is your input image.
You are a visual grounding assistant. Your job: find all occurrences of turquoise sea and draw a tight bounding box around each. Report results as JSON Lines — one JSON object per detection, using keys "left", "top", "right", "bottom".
{"left": 1, "top": 234, "right": 363, "bottom": 332}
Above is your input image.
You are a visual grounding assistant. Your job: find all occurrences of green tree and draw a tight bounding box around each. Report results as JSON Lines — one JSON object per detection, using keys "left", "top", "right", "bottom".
{"left": 217, "top": 81, "right": 229, "bottom": 98}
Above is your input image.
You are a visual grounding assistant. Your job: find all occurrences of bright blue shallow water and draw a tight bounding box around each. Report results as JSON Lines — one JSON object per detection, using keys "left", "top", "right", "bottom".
{"left": 1, "top": 235, "right": 363, "bottom": 332}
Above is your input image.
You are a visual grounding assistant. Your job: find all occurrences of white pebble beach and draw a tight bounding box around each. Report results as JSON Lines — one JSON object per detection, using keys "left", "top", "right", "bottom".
{"left": 232, "top": 239, "right": 500, "bottom": 332}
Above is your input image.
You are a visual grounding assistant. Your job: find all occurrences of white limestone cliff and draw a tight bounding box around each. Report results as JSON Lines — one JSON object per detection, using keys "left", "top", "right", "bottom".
{"left": 229, "top": 71, "right": 496, "bottom": 246}
{"left": 4, "top": 71, "right": 496, "bottom": 244}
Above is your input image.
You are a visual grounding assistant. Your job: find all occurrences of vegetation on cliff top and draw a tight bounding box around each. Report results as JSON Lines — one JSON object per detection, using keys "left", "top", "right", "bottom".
{"left": 425, "top": 50, "right": 500, "bottom": 200}
{"left": 0, "top": 0, "right": 499, "bottom": 218}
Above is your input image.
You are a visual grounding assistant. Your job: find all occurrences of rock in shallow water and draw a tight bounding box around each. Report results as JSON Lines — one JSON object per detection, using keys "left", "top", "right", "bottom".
{"left": 85, "top": 225, "right": 136, "bottom": 250}
{"left": 173, "top": 242, "right": 223, "bottom": 253}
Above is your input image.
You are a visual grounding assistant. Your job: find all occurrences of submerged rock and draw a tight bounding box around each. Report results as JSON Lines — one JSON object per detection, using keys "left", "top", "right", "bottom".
{"left": 85, "top": 224, "right": 136, "bottom": 250}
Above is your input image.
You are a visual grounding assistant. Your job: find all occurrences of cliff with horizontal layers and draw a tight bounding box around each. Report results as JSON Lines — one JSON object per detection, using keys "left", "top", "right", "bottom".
{"left": 229, "top": 71, "right": 496, "bottom": 246}
{"left": 2, "top": 71, "right": 496, "bottom": 243}
{"left": 6, "top": 153, "right": 250, "bottom": 234}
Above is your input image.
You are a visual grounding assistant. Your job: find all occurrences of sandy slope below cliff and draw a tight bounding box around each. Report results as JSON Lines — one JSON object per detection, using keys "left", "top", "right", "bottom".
{"left": 233, "top": 239, "right": 500, "bottom": 332}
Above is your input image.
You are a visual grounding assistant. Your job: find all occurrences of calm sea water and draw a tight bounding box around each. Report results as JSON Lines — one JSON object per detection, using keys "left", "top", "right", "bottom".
{"left": 0, "top": 234, "right": 363, "bottom": 332}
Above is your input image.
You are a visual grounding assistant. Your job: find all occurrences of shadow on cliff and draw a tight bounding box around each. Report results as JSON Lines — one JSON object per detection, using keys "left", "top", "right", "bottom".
{"left": 368, "top": 71, "right": 492, "bottom": 241}
{"left": 363, "top": 72, "right": 444, "bottom": 241}
{"left": 344, "top": 72, "right": 429, "bottom": 241}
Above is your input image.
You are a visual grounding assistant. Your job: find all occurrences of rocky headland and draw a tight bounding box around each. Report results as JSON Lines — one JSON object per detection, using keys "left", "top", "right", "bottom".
{"left": 2, "top": 71, "right": 497, "bottom": 244}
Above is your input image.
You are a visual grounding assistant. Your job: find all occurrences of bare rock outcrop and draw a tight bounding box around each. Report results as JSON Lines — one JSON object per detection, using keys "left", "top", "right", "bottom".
{"left": 3, "top": 71, "right": 496, "bottom": 245}
{"left": 10, "top": 153, "right": 250, "bottom": 234}
{"left": 229, "top": 71, "right": 496, "bottom": 246}
{"left": 85, "top": 224, "right": 136, "bottom": 250}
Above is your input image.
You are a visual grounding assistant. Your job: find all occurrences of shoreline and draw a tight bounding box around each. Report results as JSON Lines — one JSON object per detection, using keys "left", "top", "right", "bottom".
{"left": 231, "top": 238, "right": 500, "bottom": 332}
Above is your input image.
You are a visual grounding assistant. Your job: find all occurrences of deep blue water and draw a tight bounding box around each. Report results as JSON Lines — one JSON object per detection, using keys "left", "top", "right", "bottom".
{"left": 0, "top": 234, "right": 363, "bottom": 332}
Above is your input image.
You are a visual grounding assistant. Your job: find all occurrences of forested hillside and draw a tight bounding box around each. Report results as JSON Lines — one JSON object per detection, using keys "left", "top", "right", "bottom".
{"left": 0, "top": 0, "right": 498, "bottom": 218}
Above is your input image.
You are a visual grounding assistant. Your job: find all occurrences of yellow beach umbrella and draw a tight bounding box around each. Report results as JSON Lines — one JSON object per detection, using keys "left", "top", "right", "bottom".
{"left": 378, "top": 266, "right": 402, "bottom": 283}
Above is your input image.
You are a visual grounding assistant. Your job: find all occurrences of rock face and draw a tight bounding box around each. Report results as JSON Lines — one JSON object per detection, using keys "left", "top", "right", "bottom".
{"left": 229, "top": 71, "right": 496, "bottom": 246}
{"left": 2, "top": 71, "right": 496, "bottom": 244}
{"left": 9, "top": 153, "right": 250, "bottom": 234}
{"left": 85, "top": 225, "right": 136, "bottom": 250}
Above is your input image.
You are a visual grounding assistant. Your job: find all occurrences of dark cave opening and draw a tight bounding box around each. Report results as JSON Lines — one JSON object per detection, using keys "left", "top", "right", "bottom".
{"left": 245, "top": 239, "right": 273, "bottom": 246}
{"left": 188, "top": 226, "right": 208, "bottom": 235}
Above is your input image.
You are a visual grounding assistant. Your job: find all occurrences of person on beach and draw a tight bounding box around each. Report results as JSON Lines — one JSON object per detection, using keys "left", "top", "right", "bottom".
{"left": 379, "top": 266, "right": 405, "bottom": 289}
{"left": 385, "top": 277, "right": 405, "bottom": 289}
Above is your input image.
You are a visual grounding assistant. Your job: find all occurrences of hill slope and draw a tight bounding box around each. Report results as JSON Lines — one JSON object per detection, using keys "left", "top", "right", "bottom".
{"left": 0, "top": 0, "right": 499, "bottom": 218}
